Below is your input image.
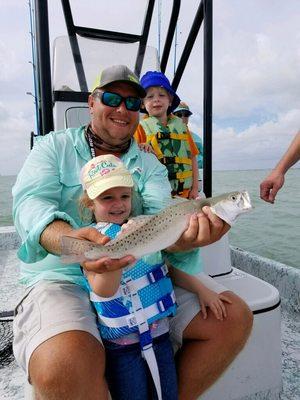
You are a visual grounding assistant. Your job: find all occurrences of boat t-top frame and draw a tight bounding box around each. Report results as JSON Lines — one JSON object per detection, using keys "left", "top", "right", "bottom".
{"left": 32, "top": 0, "right": 213, "bottom": 196}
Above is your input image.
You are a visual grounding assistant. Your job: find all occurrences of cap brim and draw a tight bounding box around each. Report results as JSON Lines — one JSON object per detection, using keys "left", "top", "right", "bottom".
{"left": 99, "top": 80, "right": 146, "bottom": 98}
{"left": 86, "top": 175, "right": 134, "bottom": 200}
{"left": 174, "top": 107, "right": 193, "bottom": 116}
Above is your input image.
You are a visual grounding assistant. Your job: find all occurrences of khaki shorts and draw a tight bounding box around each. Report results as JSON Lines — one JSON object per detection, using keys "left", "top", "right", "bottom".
{"left": 13, "top": 278, "right": 228, "bottom": 375}
{"left": 13, "top": 280, "right": 102, "bottom": 376}
{"left": 169, "top": 277, "right": 228, "bottom": 351}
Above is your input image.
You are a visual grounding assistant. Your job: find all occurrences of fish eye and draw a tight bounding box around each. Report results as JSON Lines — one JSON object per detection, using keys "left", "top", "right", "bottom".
{"left": 230, "top": 195, "right": 237, "bottom": 201}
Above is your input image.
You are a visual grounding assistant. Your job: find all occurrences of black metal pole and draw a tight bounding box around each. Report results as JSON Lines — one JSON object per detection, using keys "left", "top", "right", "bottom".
{"left": 160, "top": 0, "right": 181, "bottom": 73}
{"left": 134, "top": 0, "right": 155, "bottom": 77}
{"left": 34, "top": 0, "right": 53, "bottom": 135}
{"left": 203, "top": 0, "right": 213, "bottom": 197}
{"left": 61, "top": 0, "right": 88, "bottom": 91}
{"left": 172, "top": 1, "right": 204, "bottom": 90}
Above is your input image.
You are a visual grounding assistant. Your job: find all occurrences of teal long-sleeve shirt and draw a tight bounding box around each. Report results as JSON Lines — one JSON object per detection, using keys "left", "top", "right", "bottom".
{"left": 13, "top": 126, "right": 202, "bottom": 288}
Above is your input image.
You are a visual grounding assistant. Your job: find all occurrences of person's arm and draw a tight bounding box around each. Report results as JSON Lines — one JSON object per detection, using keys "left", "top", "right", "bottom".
{"left": 85, "top": 268, "right": 122, "bottom": 297}
{"left": 138, "top": 142, "right": 230, "bottom": 250}
{"left": 13, "top": 134, "right": 134, "bottom": 272}
{"left": 168, "top": 266, "right": 232, "bottom": 320}
{"left": 40, "top": 221, "right": 135, "bottom": 273}
{"left": 260, "top": 131, "right": 300, "bottom": 203}
{"left": 186, "top": 129, "right": 199, "bottom": 199}
{"left": 135, "top": 149, "right": 230, "bottom": 275}
{"left": 189, "top": 155, "right": 199, "bottom": 199}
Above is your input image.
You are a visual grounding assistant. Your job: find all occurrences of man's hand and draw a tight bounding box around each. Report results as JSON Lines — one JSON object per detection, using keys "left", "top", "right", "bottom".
{"left": 167, "top": 206, "right": 230, "bottom": 252}
{"left": 65, "top": 227, "right": 135, "bottom": 274}
{"left": 260, "top": 170, "right": 284, "bottom": 203}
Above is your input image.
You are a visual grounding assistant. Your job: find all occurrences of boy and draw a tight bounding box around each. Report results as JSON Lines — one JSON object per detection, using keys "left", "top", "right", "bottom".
{"left": 134, "top": 71, "right": 199, "bottom": 199}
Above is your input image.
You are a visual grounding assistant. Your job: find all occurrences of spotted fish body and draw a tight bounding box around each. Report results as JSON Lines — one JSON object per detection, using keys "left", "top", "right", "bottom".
{"left": 61, "top": 191, "right": 252, "bottom": 263}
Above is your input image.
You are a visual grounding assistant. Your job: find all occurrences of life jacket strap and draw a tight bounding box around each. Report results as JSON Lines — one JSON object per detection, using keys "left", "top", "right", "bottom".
{"left": 98, "top": 291, "right": 176, "bottom": 328}
{"left": 168, "top": 170, "right": 193, "bottom": 181}
{"left": 89, "top": 263, "right": 168, "bottom": 303}
{"left": 127, "top": 276, "right": 163, "bottom": 400}
{"left": 156, "top": 132, "right": 189, "bottom": 141}
{"left": 160, "top": 156, "right": 192, "bottom": 166}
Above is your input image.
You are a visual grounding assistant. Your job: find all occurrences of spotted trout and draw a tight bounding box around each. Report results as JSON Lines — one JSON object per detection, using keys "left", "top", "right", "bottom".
{"left": 61, "top": 191, "right": 252, "bottom": 263}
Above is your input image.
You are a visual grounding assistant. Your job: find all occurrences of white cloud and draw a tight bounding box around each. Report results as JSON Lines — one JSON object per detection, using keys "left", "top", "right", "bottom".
{"left": 209, "top": 109, "right": 300, "bottom": 170}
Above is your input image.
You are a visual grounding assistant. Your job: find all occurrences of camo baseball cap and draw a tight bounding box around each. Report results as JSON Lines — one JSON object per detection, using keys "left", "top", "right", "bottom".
{"left": 81, "top": 155, "right": 134, "bottom": 200}
{"left": 92, "top": 65, "right": 146, "bottom": 98}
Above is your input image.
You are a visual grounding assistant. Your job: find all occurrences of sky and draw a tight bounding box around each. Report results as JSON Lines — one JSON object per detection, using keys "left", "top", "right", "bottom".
{"left": 0, "top": 0, "right": 299, "bottom": 175}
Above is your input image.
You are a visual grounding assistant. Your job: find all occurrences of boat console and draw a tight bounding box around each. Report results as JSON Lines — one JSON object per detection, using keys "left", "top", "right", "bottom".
{"left": 200, "top": 236, "right": 281, "bottom": 399}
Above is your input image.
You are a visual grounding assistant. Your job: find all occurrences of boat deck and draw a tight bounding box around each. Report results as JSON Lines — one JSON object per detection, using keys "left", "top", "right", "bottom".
{"left": 0, "top": 234, "right": 299, "bottom": 399}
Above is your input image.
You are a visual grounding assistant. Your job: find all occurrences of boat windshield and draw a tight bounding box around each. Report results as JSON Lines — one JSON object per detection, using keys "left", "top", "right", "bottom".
{"left": 53, "top": 36, "right": 159, "bottom": 92}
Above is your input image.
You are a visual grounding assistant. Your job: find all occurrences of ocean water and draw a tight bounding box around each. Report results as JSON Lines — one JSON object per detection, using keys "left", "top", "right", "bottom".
{"left": 1, "top": 169, "right": 299, "bottom": 268}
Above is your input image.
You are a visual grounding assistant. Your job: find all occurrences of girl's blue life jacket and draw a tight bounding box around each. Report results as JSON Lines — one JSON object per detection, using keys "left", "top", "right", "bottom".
{"left": 85, "top": 221, "right": 177, "bottom": 341}
{"left": 84, "top": 221, "right": 177, "bottom": 400}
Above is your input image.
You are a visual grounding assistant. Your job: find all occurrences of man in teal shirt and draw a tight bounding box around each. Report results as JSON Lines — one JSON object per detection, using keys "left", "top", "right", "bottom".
{"left": 12, "top": 65, "right": 252, "bottom": 399}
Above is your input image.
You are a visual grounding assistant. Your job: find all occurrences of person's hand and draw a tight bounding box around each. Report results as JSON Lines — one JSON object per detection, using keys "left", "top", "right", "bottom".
{"left": 138, "top": 143, "right": 155, "bottom": 154}
{"left": 198, "top": 289, "right": 232, "bottom": 320}
{"left": 167, "top": 206, "right": 230, "bottom": 252}
{"left": 188, "top": 187, "right": 200, "bottom": 199}
{"left": 65, "top": 227, "right": 135, "bottom": 274}
{"left": 260, "top": 170, "right": 285, "bottom": 203}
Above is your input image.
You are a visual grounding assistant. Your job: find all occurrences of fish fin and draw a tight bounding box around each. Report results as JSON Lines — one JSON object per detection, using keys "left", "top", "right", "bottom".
{"left": 60, "top": 236, "right": 102, "bottom": 264}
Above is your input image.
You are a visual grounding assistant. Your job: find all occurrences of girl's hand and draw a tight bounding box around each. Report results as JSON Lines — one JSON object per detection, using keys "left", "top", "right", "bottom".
{"left": 138, "top": 143, "right": 155, "bottom": 154}
{"left": 198, "top": 289, "right": 232, "bottom": 320}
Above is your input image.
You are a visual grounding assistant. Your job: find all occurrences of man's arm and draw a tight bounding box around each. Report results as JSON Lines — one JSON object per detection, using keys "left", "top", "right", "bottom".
{"left": 40, "top": 220, "right": 135, "bottom": 273}
{"left": 260, "top": 131, "right": 300, "bottom": 203}
{"left": 138, "top": 150, "right": 230, "bottom": 275}
{"left": 13, "top": 135, "right": 135, "bottom": 272}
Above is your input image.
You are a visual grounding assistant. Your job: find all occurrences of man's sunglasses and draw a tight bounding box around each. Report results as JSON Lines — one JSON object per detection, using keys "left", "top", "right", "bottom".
{"left": 94, "top": 90, "right": 142, "bottom": 111}
{"left": 174, "top": 111, "right": 190, "bottom": 118}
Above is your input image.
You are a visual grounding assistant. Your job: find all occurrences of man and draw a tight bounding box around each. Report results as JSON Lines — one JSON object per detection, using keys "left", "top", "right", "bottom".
{"left": 173, "top": 101, "right": 203, "bottom": 170}
{"left": 13, "top": 65, "right": 252, "bottom": 399}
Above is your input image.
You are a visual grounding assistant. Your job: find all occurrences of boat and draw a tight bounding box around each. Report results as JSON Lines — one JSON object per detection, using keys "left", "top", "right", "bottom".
{"left": 0, "top": 1, "right": 299, "bottom": 399}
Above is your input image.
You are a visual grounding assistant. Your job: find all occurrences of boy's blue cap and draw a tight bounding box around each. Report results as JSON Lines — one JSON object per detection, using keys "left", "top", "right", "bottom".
{"left": 140, "top": 71, "right": 181, "bottom": 113}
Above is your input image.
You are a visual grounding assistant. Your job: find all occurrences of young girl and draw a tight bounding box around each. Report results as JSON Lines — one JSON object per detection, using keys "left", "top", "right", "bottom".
{"left": 80, "top": 154, "right": 231, "bottom": 400}
{"left": 134, "top": 71, "right": 199, "bottom": 199}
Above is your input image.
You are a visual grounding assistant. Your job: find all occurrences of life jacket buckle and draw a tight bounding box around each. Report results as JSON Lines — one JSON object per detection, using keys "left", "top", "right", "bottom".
{"left": 121, "top": 283, "right": 131, "bottom": 297}
{"left": 157, "top": 293, "right": 176, "bottom": 313}
{"left": 126, "top": 314, "right": 137, "bottom": 328}
{"left": 147, "top": 263, "right": 168, "bottom": 283}
{"left": 157, "top": 132, "right": 170, "bottom": 140}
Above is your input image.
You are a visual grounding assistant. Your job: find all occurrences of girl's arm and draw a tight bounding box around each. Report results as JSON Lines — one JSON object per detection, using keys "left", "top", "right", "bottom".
{"left": 168, "top": 266, "right": 232, "bottom": 320}
{"left": 189, "top": 155, "right": 199, "bottom": 199}
{"left": 85, "top": 269, "right": 122, "bottom": 298}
